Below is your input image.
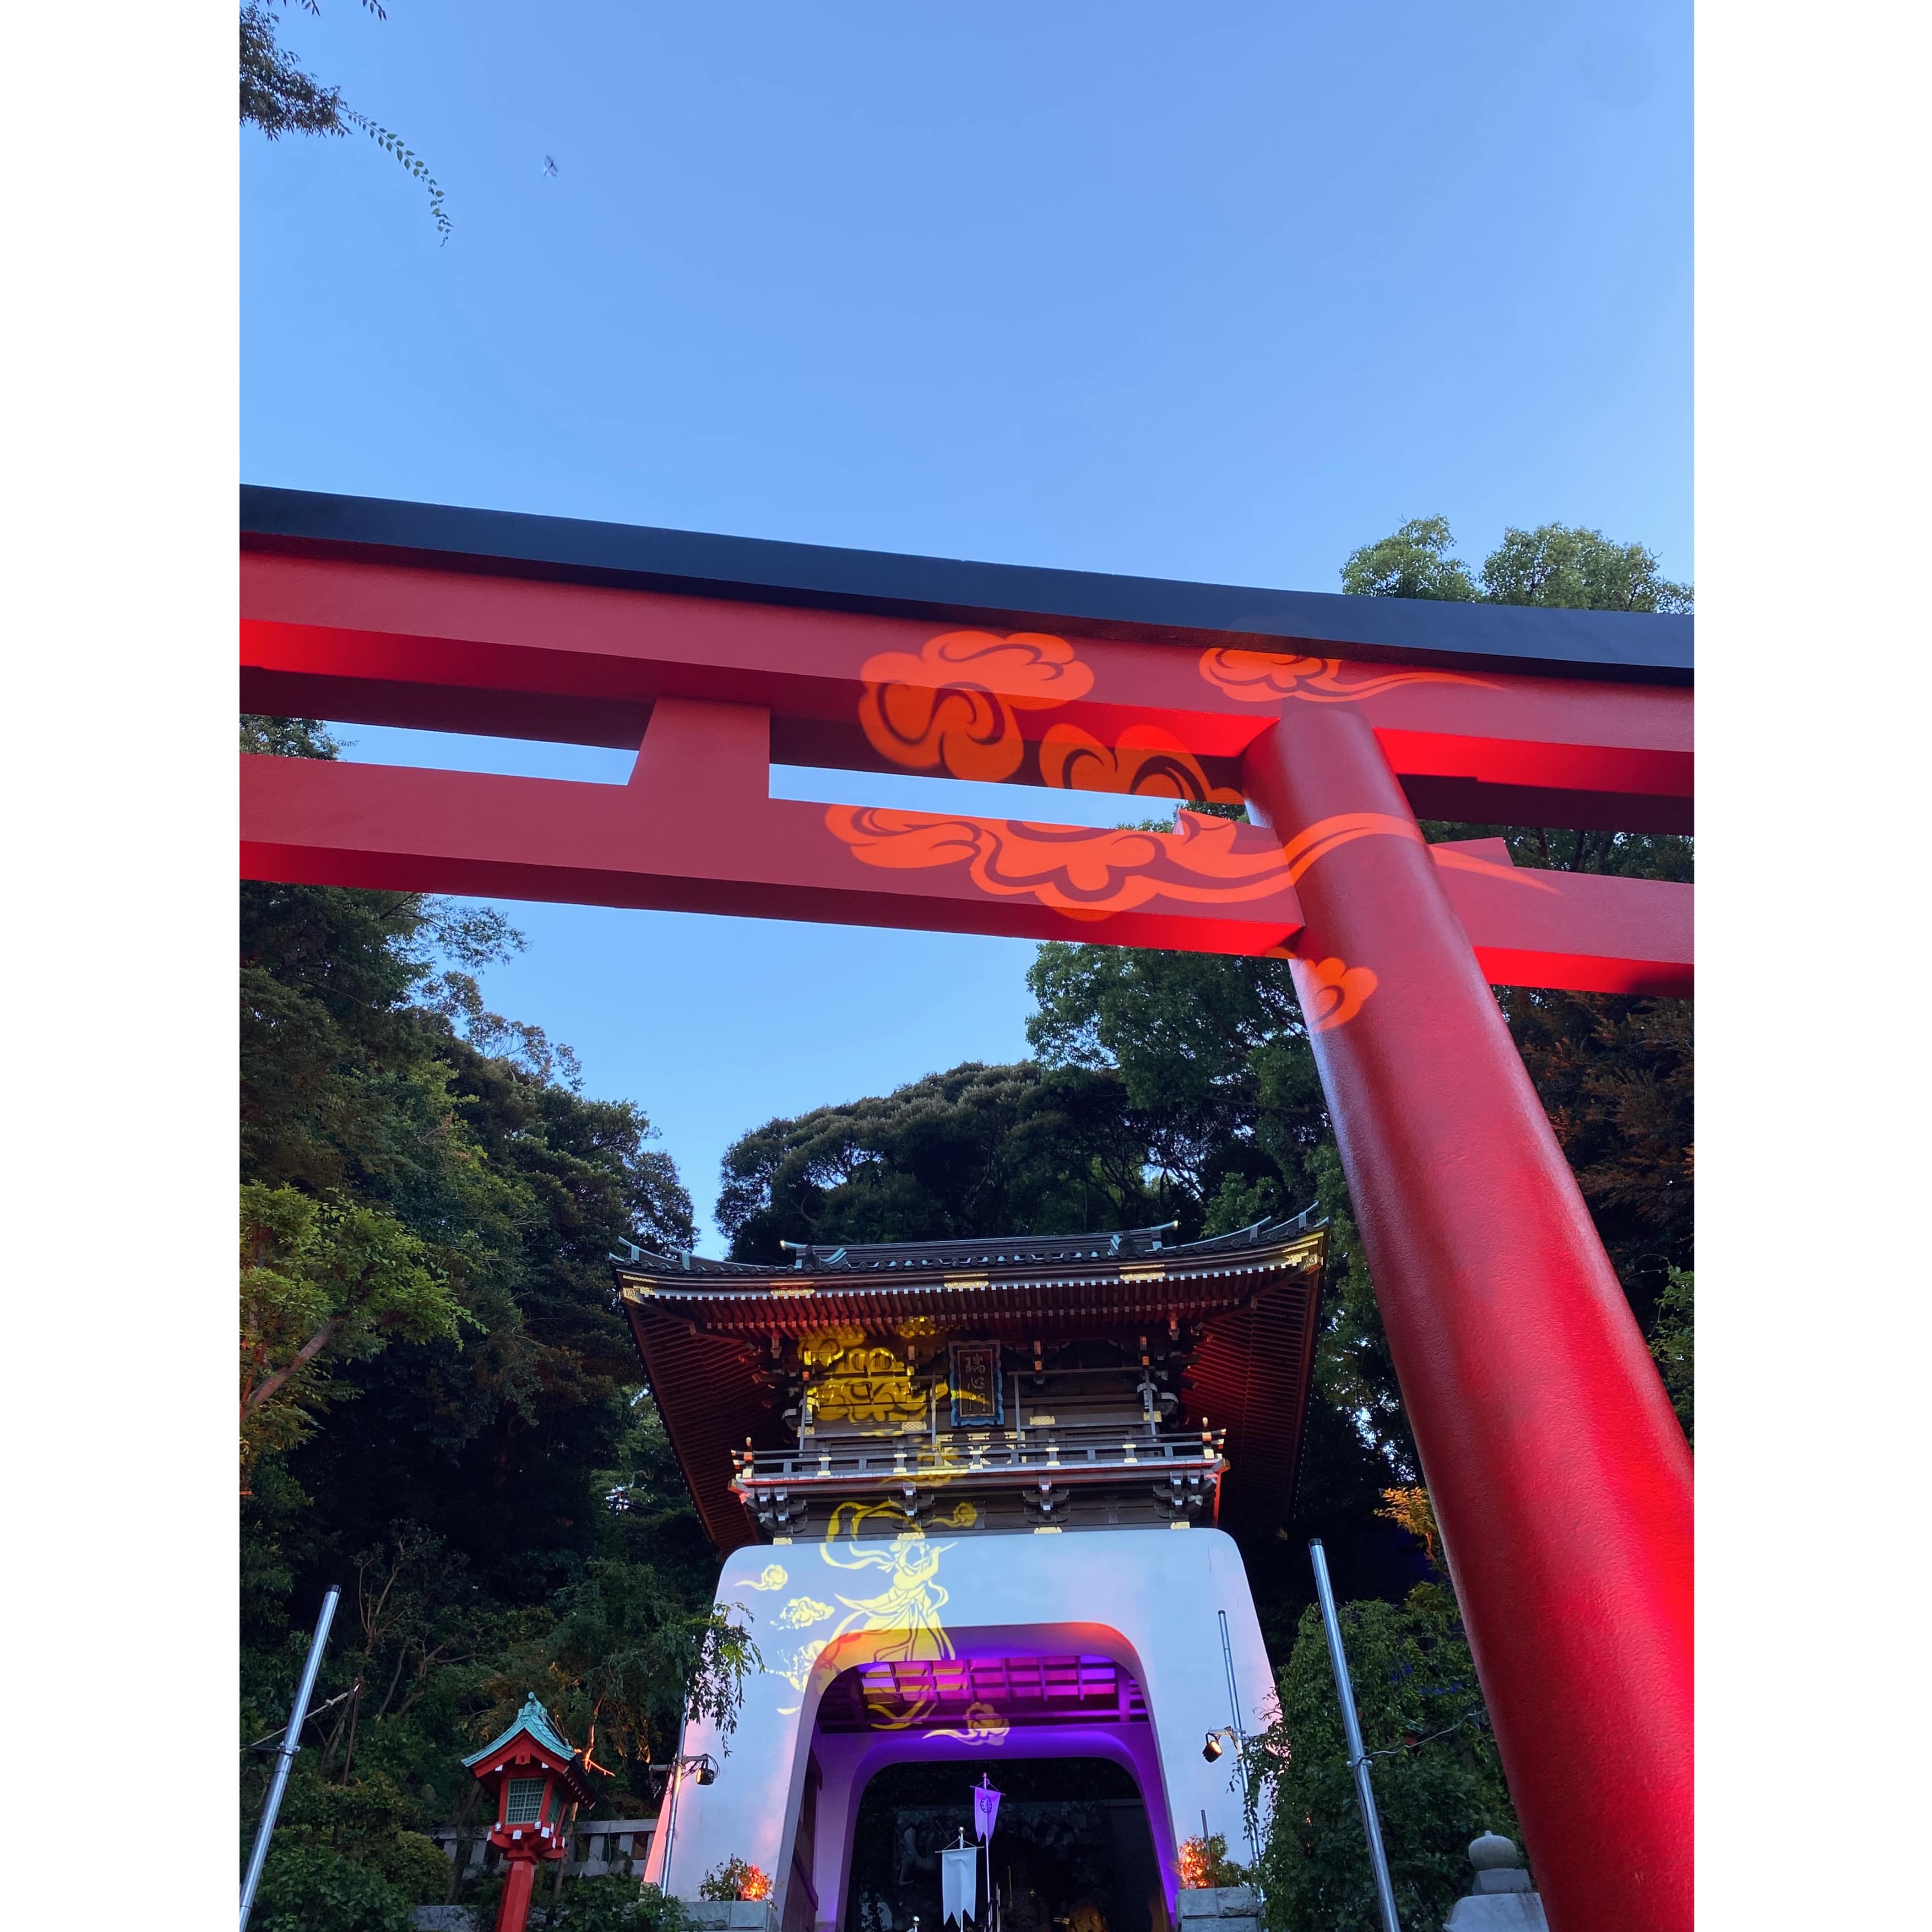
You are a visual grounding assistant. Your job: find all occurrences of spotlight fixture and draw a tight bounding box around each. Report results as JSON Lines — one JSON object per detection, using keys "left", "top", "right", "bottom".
{"left": 695, "top": 1756, "right": 718, "bottom": 1786}
{"left": 1202, "top": 1731, "right": 1224, "bottom": 1762}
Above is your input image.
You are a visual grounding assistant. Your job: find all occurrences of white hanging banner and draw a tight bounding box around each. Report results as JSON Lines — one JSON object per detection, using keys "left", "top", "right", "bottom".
{"left": 941, "top": 1845, "right": 980, "bottom": 1929}
{"left": 974, "top": 1783, "right": 1002, "bottom": 1843}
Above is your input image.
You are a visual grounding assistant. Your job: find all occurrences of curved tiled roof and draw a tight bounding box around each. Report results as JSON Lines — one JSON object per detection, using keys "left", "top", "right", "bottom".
{"left": 614, "top": 1211, "right": 1319, "bottom": 1280}
{"left": 462, "top": 1693, "right": 580, "bottom": 1771}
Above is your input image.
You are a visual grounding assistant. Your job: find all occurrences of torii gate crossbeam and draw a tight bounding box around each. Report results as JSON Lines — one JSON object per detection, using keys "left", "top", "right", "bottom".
{"left": 240, "top": 487, "right": 1692, "bottom": 1932}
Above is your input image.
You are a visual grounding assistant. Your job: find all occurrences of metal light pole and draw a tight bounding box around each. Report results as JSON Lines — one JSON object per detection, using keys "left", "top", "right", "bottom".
{"left": 240, "top": 1584, "right": 341, "bottom": 1932}
{"left": 1308, "top": 1541, "right": 1401, "bottom": 1932}
{"left": 657, "top": 1752, "right": 689, "bottom": 1895}
{"left": 655, "top": 1745, "right": 718, "bottom": 1895}
{"left": 1216, "top": 1609, "right": 1262, "bottom": 1875}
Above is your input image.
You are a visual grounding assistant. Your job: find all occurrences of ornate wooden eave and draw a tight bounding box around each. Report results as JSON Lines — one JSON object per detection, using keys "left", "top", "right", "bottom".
{"left": 615, "top": 1219, "right": 1324, "bottom": 1553}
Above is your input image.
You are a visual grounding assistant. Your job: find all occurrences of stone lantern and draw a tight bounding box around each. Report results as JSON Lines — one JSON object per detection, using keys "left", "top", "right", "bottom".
{"left": 462, "top": 1694, "right": 601, "bottom": 1932}
{"left": 1442, "top": 1832, "right": 1547, "bottom": 1930}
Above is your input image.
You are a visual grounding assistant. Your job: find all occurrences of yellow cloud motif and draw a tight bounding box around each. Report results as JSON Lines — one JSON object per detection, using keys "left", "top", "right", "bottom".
{"left": 771, "top": 1635, "right": 830, "bottom": 1697}
{"left": 776, "top": 1595, "right": 835, "bottom": 1629}
{"left": 747, "top": 1564, "right": 788, "bottom": 1592}
{"left": 930, "top": 1699, "right": 1011, "bottom": 1747}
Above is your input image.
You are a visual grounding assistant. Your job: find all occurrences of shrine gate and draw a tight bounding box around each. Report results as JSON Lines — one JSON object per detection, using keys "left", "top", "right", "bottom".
{"left": 239, "top": 486, "right": 1692, "bottom": 1932}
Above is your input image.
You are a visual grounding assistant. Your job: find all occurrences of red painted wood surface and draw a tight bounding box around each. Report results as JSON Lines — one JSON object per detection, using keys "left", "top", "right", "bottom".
{"left": 240, "top": 550, "right": 1691, "bottom": 831}
{"left": 241, "top": 698, "right": 1689, "bottom": 994}
{"left": 495, "top": 1858, "right": 537, "bottom": 1932}
{"left": 1242, "top": 707, "right": 1693, "bottom": 1932}
{"left": 238, "top": 534, "right": 1696, "bottom": 1923}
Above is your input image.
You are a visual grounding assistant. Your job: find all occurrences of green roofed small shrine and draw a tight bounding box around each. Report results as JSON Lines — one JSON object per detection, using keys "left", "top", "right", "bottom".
{"left": 461, "top": 1696, "right": 601, "bottom": 1932}
{"left": 461, "top": 1693, "right": 591, "bottom": 1783}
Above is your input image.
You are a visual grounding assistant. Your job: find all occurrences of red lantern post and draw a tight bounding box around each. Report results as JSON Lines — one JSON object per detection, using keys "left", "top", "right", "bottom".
{"left": 462, "top": 1696, "right": 602, "bottom": 1932}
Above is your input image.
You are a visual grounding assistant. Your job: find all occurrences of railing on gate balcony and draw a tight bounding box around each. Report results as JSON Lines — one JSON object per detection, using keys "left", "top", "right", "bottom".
{"left": 729, "top": 1422, "right": 1228, "bottom": 1532}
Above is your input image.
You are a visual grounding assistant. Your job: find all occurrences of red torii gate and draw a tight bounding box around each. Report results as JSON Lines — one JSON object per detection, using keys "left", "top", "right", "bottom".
{"left": 239, "top": 487, "right": 1692, "bottom": 1932}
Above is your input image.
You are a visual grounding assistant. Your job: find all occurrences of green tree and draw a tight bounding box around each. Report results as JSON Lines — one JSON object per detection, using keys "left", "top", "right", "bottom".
{"left": 247, "top": 1763, "right": 450, "bottom": 1931}
{"left": 240, "top": 1181, "right": 466, "bottom": 1483}
{"left": 488, "top": 1557, "right": 762, "bottom": 1779}
{"left": 1340, "top": 514, "right": 1691, "bottom": 612}
{"left": 547, "top": 1881, "right": 695, "bottom": 1932}
{"left": 1355, "top": 516, "right": 1695, "bottom": 1337}
{"left": 1649, "top": 1267, "right": 1693, "bottom": 1445}
{"left": 716, "top": 1061, "right": 1175, "bottom": 1261}
{"left": 1245, "top": 1582, "right": 1521, "bottom": 1932}
{"left": 241, "top": 2, "right": 451, "bottom": 240}
{"left": 1338, "top": 516, "right": 1480, "bottom": 601}
{"left": 1481, "top": 522, "right": 1692, "bottom": 612}
{"left": 1483, "top": 987, "right": 1692, "bottom": 1334}
{"left": 240, "top": 717, "right": 738, "bottom": 1902}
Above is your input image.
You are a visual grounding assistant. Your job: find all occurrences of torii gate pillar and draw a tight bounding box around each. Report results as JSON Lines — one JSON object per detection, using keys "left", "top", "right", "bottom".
{"left": 237, "top": 485, "right": 1698, "bottom": 1932}
{"left": 1242, "top": 706, "right": 1693, "bottom": 1932}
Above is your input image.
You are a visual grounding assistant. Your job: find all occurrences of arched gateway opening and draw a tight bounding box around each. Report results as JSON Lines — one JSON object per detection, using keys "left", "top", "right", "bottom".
{"left": 841, "top": 1756, "right": 1164, "bottom": 1932}
{"left": 808, "top": 1653, "right": 1171, "bottom": 1932}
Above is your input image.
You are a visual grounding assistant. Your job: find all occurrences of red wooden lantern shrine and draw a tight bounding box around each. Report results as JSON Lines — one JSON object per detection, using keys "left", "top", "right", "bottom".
{"left": 462, "top": 1694, "right": 601, "bottom": 1932}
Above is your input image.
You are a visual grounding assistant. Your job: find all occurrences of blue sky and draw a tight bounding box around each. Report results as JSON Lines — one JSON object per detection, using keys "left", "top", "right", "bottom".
{"left": 243, "top": 1, "right": 1692, "bottom": 1250}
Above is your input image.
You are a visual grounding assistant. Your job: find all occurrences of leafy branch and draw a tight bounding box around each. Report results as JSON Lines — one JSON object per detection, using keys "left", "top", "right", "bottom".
{"left": 341, "top": 108, "right": 452, "bottom": 245}
{"left": 240, "top": 2, "right": 451, "bottom": 241}
{"left": 239, "top": 1181, "right": 471, "bottom": 1487}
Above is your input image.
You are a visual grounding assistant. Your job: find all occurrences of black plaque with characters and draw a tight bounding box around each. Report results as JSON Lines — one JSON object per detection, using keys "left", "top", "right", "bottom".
{"left": 948, "top": 1342, "right": 1003, "bottom": 1427}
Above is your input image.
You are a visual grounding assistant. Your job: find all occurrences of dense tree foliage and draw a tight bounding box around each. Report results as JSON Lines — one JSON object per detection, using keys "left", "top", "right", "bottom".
{"left": 1649, "top": 1267, "right": 1694, "bottom": 1446}
{"left": 1339, "top": 514, "right": 1692, "bottom": 612}
{"left": 240, "top": 720, "right": 748, "bottom": 1925}
{"left": 1242, "top": 1580, "right": 1521, "bottom": 1932}
{"left": 720, "top": 1062, "right": 1190, "bottom": 1261}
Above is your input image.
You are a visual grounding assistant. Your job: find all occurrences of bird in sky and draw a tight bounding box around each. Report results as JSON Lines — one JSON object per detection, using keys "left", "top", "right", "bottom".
{"left": 542, "top": 156, "right": 559, "bottom": 178}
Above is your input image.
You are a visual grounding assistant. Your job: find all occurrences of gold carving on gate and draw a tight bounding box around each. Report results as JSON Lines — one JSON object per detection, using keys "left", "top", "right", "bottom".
{"left": 750, "top": 1480, "right": 1003, "bottom": 1739}
{"left": 798, "top": 1329, "right": 924, "bottom": 1427}
{"left": 798, "top": 1328, "right": 866, "bottom": 1365}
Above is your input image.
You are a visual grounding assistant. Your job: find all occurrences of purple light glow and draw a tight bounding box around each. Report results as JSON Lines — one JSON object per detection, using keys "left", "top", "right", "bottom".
{"left": 816, "top": 1653, "right": 1150, "bottom": 1734}
{"left": 807, "top": 1655, "right": 1183, "bottom": 1928}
